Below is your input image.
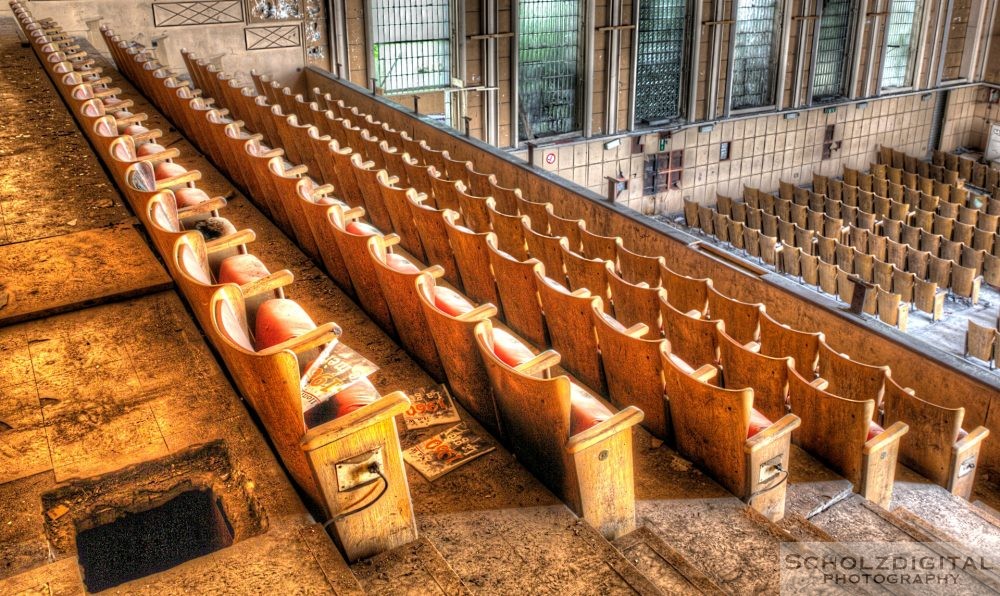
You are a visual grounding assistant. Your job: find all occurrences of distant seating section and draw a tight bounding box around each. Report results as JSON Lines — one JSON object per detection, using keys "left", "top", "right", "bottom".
{"left": 20, "top": 0, "right": 989, "bottom": 547}
{"left": 11, "top": 2, "right": 419, "bottom": 563}
{"left": 685, "top": 147, "right": 1000, "bottom": 331}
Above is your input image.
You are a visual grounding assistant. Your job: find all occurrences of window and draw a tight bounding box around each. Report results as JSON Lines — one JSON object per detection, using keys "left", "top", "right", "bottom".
{"left": 881, "top": 0, "right": 920, "bottom": 89}
{"left": 518, "top": 0, "right": 584, "bottom": 140}
{"left": 635, "top": 0, "right": 687, "bottom": 124}
{"left": 730, "top": 0, "right": 781, "bottom": 110}
{"left": 371, "top": 0, "right": 452, "bottom": 94}
{"left": 812, "top": 0, "right": 851, "bottom": 101}
{"left": 643, "top": 150, "right": 683, "bottom": 194}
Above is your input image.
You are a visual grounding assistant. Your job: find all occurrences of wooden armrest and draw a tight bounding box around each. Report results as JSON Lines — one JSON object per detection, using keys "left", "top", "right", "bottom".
{"left": 423, "top": 264, "right": 446, "bottom": 279}
{"left": 206, "top": 228, "right": 256, "bottom": 253}
{"left": 809, "top": 377, "right": 829, "bottom": 391}
{"left": 387, "top": 175, "right": 399, "bottom": 185}
{"left": 513, "top": 349, "right": 561, "bottom": 376}
{"left": 134, "top": 147, "right": 181, "bottom": 163}
{"left": 178, "top": 196, "right": 227, "bottom": 219}
{"left": 116, "top": 113, "right": 149, "bottom": 127}
{"left": 746, "top": 414, "right": 801, "bottom": 453}
{"left": 132, "top": 130, "right": 162, "bottom": 143}
{"left": 311, "top": 183, "right": 335, "bottom": 196}
{"left": 109, "top": 98, "right": 134, "bottom": 111}
{"left": 863, "top": 421, "right": 909, "bottom": 454}
{"left": 245, "top": 133, "right": 264, "bottom": 142}
{"left": 284, "top": 164, "right": 309, "bottom": 177}
{"left": 240, "top": 269, "right": 294, "bottom": 298}
{"left": 566, "top": 406, "right": 645, "bottom": 454}
{"left": 690, "top": 364, "right": 718, "bottom": 384}
{"left": 259, "top": 322, "right": 340, "bottom": 357}
{"left": 382, "top": 233, "right": 401, "bottom": 247}
{"left": 154, "top": 169, "right": 201, "bottom": 190}
{"left": 93, "top": 87, "right": 122, "bottom": 99}
{"left": 300, "top": 391, "right": 410, "bottom": 451}
{"left": 622, "top": 322, "right": 650, "bottom": 338}
{"left": 954, "top": 426, "right": 990, "bottom": 455}
{"left": 456, "top": 303, "right": 499, "bottom": 321}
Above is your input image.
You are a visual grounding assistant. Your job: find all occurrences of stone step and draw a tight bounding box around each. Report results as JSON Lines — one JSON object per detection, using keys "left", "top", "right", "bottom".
{"left": 631, "top": 434, "right": 798, "bottom": 594}
{"left": 891, "top": 467, "right": 1000, "bottom": 556}
{"left": 613, "top": 526, "right": 724, "bottom": 594}
{"left": 350, "top": 536, "right": 467, "bottom": 595}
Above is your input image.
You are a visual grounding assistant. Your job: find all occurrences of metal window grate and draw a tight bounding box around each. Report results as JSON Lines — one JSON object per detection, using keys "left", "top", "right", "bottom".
{"left": 518, "top": 0, "right": 583, "bottom": 140}
{"left": 635, "top": 0, "right": 687, "bottom": 124}
{"left": 882, "top": 0, "right": 919, "bottom": 88}
{"left": 812, "top": 0, "right": 850, "bottom": 100}
{"left": 371, "top": 0, "right": 452, "bottom": 94}
{"left": 731, "top": 0, "right": 781, "bottom": 110}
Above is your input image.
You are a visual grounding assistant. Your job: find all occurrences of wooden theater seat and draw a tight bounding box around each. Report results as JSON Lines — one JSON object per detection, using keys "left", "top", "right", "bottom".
{"left": 965, "top": 321, "right": 998, "bottom": 367}
{"left": 758, "top": 310, "right": 822, "bottom": 376}
{"left": 882, "top": 377, "right": 990, "bottom": 499}
{"left": 787, "top": 365, "right": 907, "bottom": 507}
{"left": 659, "top": 264, "right": 712, "bottom": 315}
{"left": 534, "top": 269, "right": 607, "bottom": 395}
{"left": 591, "top": 302, "right": 670, "bottom": 440}
{"left": 717, "top": 328, "right": 793, "bottom": 423}
{"left": 210, "top": 287, "right": 416, "bottom": 561}
{"left": 367, "top": 235, "right": 446, "bottom": 381}
{"left": 414, "top": 273, "right": 501, "bottom": 434}
{"left": 442, "top": 211, "right": 502, "bottom": 309}
{"left": 606, "top": 263, "right": 661, "bottom": 331}
{"left": 661, "top": 343, "right": 800, "bottom": 521}
{"left": 707, "top": 287, "right": 764, "bottom": 345}
{"left": 326, "top": 205, "right": 397, "bottom": 334}
{"left": 816, "top": 340, "right": 890, "bottom": 410}
{"left": 473, "top": 319, "right": 643, "bottom": 539}
{"left": 659, "top": 293, "right": 722, "bottom": 367}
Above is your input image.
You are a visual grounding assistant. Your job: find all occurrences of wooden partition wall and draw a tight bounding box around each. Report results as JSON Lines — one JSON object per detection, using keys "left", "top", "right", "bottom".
{"left": 305, "top": 67, "right": 1000, "bottom": 477}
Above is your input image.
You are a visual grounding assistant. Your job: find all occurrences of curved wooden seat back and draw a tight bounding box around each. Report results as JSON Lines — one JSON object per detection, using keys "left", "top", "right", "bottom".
{"left": 592, "top": 302, "right": 669, "bottom": 439}
{"left": 516, "top": 197, "right": 552, "bottom": 234}
{"left": 455, "top": 183, "right": 493, "bottom": 233}
{"left": 473, "top": 320, "right": 640, "bottom": 539}
{"left": 816, "top": 340, "right": 889, "bottom": 411}
{"left": 372, "top": 170, "right": 427, "bottom": 262}
{"left": 486, "top": 199, "right": 529, "bottom": 259}
{"left": 405, "top": 192, "right": 462, "bottom": 288}
{"left": 306, "top": 127, "right": 344, "bottom": 192}
{"left": 401, "top": 153, "right": 434, "bottom": 197}
{"left": 606, "top": 263, "right": 661, "bottom": 331}
{"left": 580, "top": 227, "right": 622, "bottom": 262}
{"left": 366, "top": 235, "right": 446, "bottom": 381}
{"left": 560, "top": 239, "right": 610, "bottom": 301}
{"left": 346, "top": 154, "right": 394, "bottom": 233}
{"left": 659, "top": 294, "right": 722, "bottom": 367}
{"left": 882, "top": 378, "right": 988, "bottom": 499}
{"left": 487, "top": 178, "right": 521, "bottom": 214}
{"left": 707, "top": 286, "right": 763, "bottom": 345}
{"left": 442, "top": 212, "right": 502, "bottom": 308}
{"left": 758, "top": 310, "right": 822, "bottom": 376}
{"left": 717, "top": 328, "right": 791, "bottom": 422}
{"left": 266, "top": 157, "right": 322, "bottom": 259}
{"left": 661, "top": 343, "right": 797, "bottom": 520}
{"left": 326, "top": 205, "right": 397, "bottom": 334}
{"left": 617, "top": 244, "right": 662, "bottom": 287}
{"left": 548, "top": 211, "right": 584, "bottom": 252}
{"left": 414, "top": 274, "right": 501, "bottom": 434}
{"left": 323, "top": 139, "right": 365, "bottom": 209}
{"left": 294, "top": 179, "right": 356, "bottom": 293}
{"left": 426, "top": 168, "right": 462, "bottom": 212}
{"left": 659, "top": 263, "right": 711, "bottom": 315}
{"left": 522, "top": 217, "right": 567, "bottom": 285}
{"left": 788, "top": 365, "right": 872, "bottom": 488}
{"left": 534, "top": 269, "right": 606, "bottom": 394}
{"left": 486, "top": 235, "right": 547, "bottom": 346}
{"left": 243, "top": 139, "right": 293, "bottom": 230}
{"left": 123, "top": 159, "right": 202, "bottom": 220}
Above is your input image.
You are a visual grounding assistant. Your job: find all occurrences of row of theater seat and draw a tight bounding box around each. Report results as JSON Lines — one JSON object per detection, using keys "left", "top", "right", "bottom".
{"left": 926, "top": 147, "right": 1000, "bottom": 198}
{"left": 178, "top": 43, "right": 995, "bottom": 512}
{"left": 10, "top": 2, "right": 420, "bottom": 563}
{"left": 687, "top": 161, "right": 1000, "bottom": 326}
{"left": 100, "top": 18, "right": 991, "bottom": 527}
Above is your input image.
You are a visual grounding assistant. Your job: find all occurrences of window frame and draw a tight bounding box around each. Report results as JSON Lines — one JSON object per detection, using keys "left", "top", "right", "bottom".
{"left": 631, "top": 0, "right": 693, "bottom": 128}
{"left": 364, "top": 0, "right": 456, "bottom": 96}
{"left": 878, "top": 0, "right": 925, "bottom": 92}
{"left": 725, "top": 0, "right": 786, "bottom": 116}
{"left": 808, "top": 0, "right": 858, "bottom": 104}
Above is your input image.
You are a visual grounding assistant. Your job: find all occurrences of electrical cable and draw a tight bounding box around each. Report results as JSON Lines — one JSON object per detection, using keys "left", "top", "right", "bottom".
{"left": 323, "top": 465, "right": 389, "bottom": 527}
{"left": 747, "top": 464, "right": 788, "bottom": 501}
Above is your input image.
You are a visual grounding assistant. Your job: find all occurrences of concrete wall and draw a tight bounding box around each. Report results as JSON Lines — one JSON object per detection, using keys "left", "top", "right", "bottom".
{"left": 6, "top": 0, "right": 327, "bottom": 87}
{"left": 307, "top": 68, "right": 1000, "bottom": 478}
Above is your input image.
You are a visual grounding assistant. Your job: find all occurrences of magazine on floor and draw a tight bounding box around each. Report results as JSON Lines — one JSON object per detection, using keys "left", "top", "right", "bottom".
{"left": 403, "top": 422, "right": 495, "bottom": 481}
{"left": 402, "top": 385, "right": 461, "bottom": 430}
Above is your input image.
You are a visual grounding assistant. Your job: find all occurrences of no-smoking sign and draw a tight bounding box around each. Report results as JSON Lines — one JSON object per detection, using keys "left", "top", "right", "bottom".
{"left": 544, "top": 151, "right": 556, "bottom": 165}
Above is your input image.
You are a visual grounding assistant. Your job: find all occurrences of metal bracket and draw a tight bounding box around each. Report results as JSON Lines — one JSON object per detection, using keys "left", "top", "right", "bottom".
{"left": 467, "top": 32, "right": 514, "bottom": 40}
{"left": 597, "top": 24, "right": 636, "bottom": 32}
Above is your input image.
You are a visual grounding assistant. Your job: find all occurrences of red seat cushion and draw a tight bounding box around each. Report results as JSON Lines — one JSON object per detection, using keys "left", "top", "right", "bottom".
{"left": 174, "top": 187, "right": 210, "bottom": 208}
{"left": 218, "top": 254, "right": 270, "bottom": 286}
{"left": 748, "top": 408, "right": 772, "bottom": 438}
{"left": 491, "top": 328, "right": 534, "bottom": 366}
{"left": 154, "top": 161, "right": 187, "bottom": 180}
{"left": 385, "top": 252, "right": 420, "bottom": 274}
{"left": 137, "top": 142, "right": 166, "bottom": 157}
{"left": 433, "top": 286, "right": 474, "bottom": 316}
{"left": 867, "top": 420, "right": 884, "bottom": 442}
{"left": 568, "top": 383, "right": 612, "bottom": 435}
{"left": 345, "top": 221, "right": 380, "bottom": 236}
{"left": 255, "top": 299, "right": 317, "bottom": 350}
